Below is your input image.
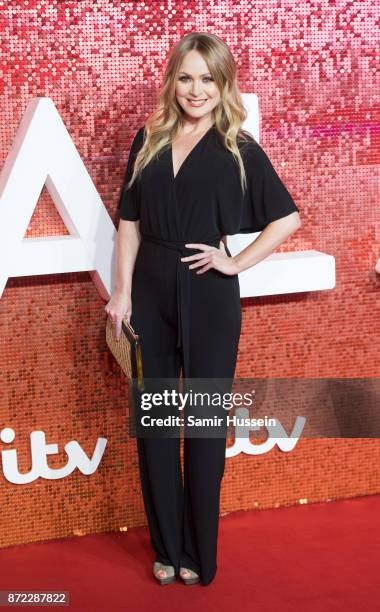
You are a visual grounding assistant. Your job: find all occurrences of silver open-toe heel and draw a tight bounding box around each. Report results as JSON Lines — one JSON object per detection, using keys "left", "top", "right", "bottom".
{"left": 153, "top": 561, "right": 176, "bottom": 585}
{"left": 179, "top": 567, "right": 200, "bottom": 585}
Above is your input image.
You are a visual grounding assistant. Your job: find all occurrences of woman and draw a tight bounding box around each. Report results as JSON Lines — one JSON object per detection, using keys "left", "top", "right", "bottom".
{"left": 105, "top": 32, "right": 301, "bottom": 586}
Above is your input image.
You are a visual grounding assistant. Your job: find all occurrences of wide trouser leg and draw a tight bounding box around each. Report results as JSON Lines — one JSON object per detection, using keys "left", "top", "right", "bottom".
{"left": 131, "top": 348, "right": 184, "bottom": 576}
{"left": 180, "top": 379, "right": 232, "bottom": 585}
{"left": 136, "top": 436, "right": 183, "bottom": 570}
{"left": 180, "top": 269, "right": 242, "bottom": 585}
{"left": 129, "top": 243, "right": 186, "bottom": 575}
{"left": 180, "top": 433, "right": 227, "bottom": 584}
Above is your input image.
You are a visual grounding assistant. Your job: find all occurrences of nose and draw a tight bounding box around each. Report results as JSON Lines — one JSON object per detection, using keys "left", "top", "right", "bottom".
{"left": 189, "top": 81, "right": 204, "bottom": 96}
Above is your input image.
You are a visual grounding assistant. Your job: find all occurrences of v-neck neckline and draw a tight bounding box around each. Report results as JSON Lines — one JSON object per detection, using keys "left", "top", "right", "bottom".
{"left": 170, "top": 123, "right": 215, "bottom": 181}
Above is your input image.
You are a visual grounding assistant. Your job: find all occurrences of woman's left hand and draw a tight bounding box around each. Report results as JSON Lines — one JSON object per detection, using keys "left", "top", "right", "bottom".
{"left": 181, "top": 241, "right": 240, "bottom": 276}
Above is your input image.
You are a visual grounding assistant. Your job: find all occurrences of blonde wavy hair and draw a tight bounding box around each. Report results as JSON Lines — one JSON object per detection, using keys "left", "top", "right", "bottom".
{"left": 127, "top": 32, "right": 255, "bottom": 193}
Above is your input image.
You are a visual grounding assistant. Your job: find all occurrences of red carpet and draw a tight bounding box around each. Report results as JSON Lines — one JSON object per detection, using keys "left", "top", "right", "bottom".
{"left": 0, "top": 494, "right": 378, "bottom": 611}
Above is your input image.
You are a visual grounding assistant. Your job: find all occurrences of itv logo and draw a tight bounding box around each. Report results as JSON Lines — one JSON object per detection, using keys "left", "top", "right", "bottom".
{"left": 0, "top": 427, "right": 107, "bottom": 484}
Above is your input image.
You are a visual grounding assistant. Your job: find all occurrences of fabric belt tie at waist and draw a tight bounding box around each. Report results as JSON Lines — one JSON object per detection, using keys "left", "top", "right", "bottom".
{"left": 141, "top": 234, "right": 222, "bottom": 378}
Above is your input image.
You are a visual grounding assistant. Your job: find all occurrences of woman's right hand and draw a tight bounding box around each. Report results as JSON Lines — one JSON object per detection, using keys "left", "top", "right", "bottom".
{"left": 104, "top": 289, "right": 132, "bottom": 341}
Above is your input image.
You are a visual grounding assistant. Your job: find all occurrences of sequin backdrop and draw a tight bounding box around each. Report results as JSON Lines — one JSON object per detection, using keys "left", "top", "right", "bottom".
{"left": 0, "top": 0, "right": 379, "bottom": 548}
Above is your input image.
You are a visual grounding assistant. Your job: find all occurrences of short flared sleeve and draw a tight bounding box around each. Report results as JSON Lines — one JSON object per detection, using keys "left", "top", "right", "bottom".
{"left": 117, "top": 126, "right": 145, "bottom": 221}
{"left": 238, "top": 140, "right": 299, "bottom": 233}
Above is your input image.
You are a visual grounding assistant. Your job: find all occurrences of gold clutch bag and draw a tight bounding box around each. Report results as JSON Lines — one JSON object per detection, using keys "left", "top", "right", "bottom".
{"left": 106, "top": 316, "right": 145, "bottom": 391}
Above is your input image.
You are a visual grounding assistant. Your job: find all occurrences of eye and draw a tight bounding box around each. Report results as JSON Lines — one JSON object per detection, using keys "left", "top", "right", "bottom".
{"left": 178, "top": 76, "right": 214, "bottom": 82}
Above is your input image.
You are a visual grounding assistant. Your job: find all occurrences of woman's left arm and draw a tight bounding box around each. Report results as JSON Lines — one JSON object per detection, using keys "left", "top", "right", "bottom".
{"left": 232, "top": 209, "right": 301, "bottom": 274}
{"left": 182, "top": 210, "right": 300, "bottom": 276}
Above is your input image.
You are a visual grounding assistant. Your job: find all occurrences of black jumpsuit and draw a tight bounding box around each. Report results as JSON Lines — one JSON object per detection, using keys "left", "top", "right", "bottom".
{"left": 117, "top": 124, "right": 299, "bottom": 585}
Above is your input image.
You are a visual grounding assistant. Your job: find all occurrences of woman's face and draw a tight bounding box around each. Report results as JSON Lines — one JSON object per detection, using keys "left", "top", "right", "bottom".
{"left": 175, "top": 49, "right": 220, "bottom": 123}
